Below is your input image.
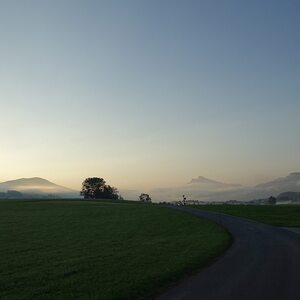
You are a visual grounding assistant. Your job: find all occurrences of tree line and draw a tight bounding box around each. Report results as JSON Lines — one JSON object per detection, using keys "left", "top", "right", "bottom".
{"left": 80, "top": 177, "right": 151, "bottom": 202}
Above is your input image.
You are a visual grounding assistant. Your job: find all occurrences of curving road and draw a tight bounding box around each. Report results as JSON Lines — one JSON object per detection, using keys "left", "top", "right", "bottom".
{"left": 156, "top": 206, "right": 300, "bottom": 300}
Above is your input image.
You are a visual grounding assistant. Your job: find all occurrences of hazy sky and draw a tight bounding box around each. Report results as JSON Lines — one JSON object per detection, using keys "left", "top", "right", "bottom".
{"left": 1, "top": 0, "right": 299, "bottom": 190}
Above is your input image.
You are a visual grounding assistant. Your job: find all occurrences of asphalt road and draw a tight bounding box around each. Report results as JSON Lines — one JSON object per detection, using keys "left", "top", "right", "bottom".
{"left": 156, "top": 206, "right": 300, "bottom": 300}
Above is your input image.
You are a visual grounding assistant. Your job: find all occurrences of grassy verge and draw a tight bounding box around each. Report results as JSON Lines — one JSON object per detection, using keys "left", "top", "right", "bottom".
{"left": 191, "top": 204, "right": 300, "bottom": 227}
{"left": 0, "top": 200, "right": 230, "bottom": 300}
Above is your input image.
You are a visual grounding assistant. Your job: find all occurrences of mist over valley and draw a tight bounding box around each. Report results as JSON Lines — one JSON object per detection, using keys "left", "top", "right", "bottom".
{"left": 1, "top": 173, "right": 300, "bottom": 203}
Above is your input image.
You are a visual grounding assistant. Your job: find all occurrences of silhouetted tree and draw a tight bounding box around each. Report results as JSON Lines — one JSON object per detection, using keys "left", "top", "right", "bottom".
{"left": 102, "top": 185, "right": 119, "bottom": 199}
{"left": 268, "top": 196, "right": 277, "bottom": 205}
{"left": 139, "top": 193, "right": 152, "bottom": 203}
{"left": 81, "top": 177, "right": 119, "bottom": 199}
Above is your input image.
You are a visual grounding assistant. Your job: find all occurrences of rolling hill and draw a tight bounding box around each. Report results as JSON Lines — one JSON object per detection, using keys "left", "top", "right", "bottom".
{"left": 0, "top": 177, "right": 78, "bottom": 198}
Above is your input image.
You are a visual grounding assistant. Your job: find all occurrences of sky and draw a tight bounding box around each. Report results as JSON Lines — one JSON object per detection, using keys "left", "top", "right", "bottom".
{"left": 0, "top": 0, "right": 299, "bottom": 190}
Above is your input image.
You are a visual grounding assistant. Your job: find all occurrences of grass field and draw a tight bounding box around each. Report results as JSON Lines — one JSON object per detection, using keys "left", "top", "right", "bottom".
{"left": 0, "top": 200, "right": 230, "bottom": 300}
{"left": 192, "top": 204, "right": 300, "bottom": 227}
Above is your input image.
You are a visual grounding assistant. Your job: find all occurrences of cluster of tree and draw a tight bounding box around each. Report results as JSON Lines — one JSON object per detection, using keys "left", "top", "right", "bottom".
{"left": 139, "top": 193, "right": 152, "bottom": 203}
{"left": 80, "top": 177, "right": 120, "bottom": 200}
{"left": 277, "top": 192, "right": 300, "bottom": 203}
{"left": 0, "top": 190, "right": 23, "bottom": 199}
{"left": 267, "top": 196, "right": 277, "bottom": 205}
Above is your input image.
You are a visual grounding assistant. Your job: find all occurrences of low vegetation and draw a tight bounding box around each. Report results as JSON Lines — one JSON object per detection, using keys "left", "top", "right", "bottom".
{"left": 192, "top": 204, "right": 300, "bottom": 227}
{"left": 0, "top": 200, "right": 230, "bottom": 300}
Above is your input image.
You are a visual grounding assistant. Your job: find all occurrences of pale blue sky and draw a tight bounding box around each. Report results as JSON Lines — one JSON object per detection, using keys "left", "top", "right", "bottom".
{"left": 0, "top": 0, "right": 299, "bottom": 189}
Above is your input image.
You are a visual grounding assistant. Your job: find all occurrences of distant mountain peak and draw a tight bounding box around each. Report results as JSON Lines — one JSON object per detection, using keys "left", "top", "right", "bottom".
{"left": 3, "top": 177, "right": 56, "bottom": 186}
{"left": 188, "top": 176, "right": 242, "bottom": 189}
{"left": 288, "top": 172, "right": 300, "bottom": 178}
{"left": 189, "top": 176, "right": 221, "bottom": 185}
{"left": 0, "top": 177, "right": 78, "bottom": 198}
{"left": 256, "top": 172, "right": 300, "bottom": 190}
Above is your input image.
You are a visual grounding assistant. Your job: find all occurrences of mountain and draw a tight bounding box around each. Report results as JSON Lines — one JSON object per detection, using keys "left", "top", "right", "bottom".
{"left": 149, "top": 176, "right": 244, "bottom": 202}
{"left": 0, "top": 177, "right": 78, "bottom": 198}
{"left": 256, "top": 172, "right": 300, "bottom": 191}
{"left": 2, "top": 173, "right": 300, "bottom": 202}
{"left": 189, "top": 176, "right": 223, "bottom": 185}
{"left": 188, "top": 176, "right": 242, "bottom": 188}
{"left": 149, "top": 173, "right": 300, "bottom": 202}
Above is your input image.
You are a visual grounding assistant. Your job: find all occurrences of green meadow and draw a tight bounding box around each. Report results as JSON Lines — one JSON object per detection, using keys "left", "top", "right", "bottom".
{"left": 192, "top": 204, "right": 300, "bottom": 227}
{"left": 0, "top": 200, "right": 230, "bottom": 300}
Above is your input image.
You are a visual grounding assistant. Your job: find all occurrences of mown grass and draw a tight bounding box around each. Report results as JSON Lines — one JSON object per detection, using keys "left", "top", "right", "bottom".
{"left": 0, "top": 200, "right": 230, "bottom": 300}
{"left": 192, "top": 204, "right": 300, "bottom": 227}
